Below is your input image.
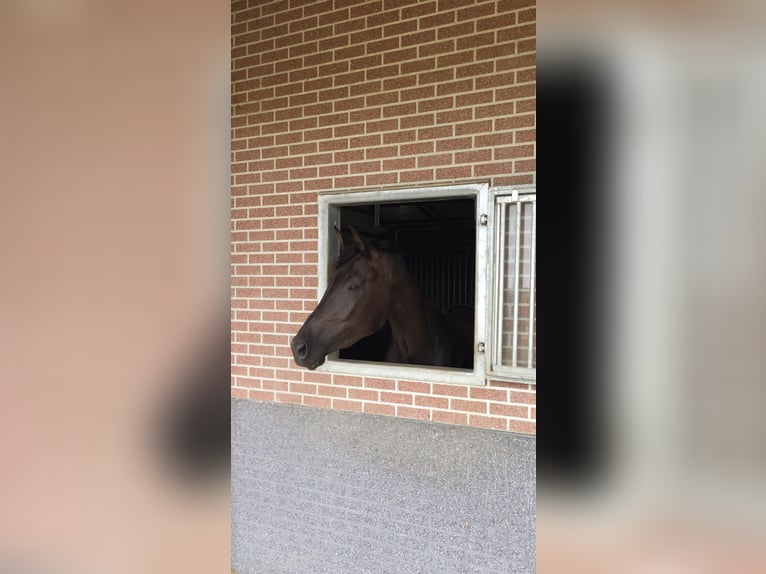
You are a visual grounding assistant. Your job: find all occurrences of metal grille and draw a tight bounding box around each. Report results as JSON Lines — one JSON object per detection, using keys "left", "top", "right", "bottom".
{"left": 406, "top": 250, "right": 475, "bottom": 311}
{"left": 493, "top": 190, "right": 536, "bottom": 372}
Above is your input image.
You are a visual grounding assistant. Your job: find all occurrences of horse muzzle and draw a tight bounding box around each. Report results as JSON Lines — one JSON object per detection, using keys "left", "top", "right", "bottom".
{"left": 290, "top": 336, "right": 326, "bottom": 370}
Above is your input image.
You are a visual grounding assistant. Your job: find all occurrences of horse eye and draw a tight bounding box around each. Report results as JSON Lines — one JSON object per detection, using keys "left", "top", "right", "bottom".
{"left": 348, "top": 284, "right": 360, "bottom": 291}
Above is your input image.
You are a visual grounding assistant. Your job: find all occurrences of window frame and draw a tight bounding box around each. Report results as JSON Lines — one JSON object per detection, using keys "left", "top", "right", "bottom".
{"left": 316, "top": 183, "right": 489, "bottom": 386}
{"left": 487, "top": 185, "right": 537, "bottom": 383}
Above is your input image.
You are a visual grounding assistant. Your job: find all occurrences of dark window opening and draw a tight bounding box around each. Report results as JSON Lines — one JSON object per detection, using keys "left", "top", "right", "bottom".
{"left": 335, "top": 197, "right": 476, "bottom": 369}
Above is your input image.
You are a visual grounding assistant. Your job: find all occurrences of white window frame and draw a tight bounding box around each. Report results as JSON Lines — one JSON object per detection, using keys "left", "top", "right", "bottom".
{"left": 487, "top": 185, "right": 537, "bottom": 383}
{"left": 316, "top": 183, "right": 489, "bottom": 386}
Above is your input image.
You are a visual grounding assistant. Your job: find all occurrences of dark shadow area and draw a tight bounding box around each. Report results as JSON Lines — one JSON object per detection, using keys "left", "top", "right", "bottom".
{"left": 337, "top": 198, "right": 476, "bottom": 369}
{"left": 537, "top": 58, "right": 612, "bottom": 485}
{"left": 156, "top": 319, "right": 231, "bottom": 483}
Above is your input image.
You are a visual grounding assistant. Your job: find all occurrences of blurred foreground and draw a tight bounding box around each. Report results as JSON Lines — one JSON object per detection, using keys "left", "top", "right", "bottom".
{"left": 539, "top": 0, "right": 766, "bottom": 572}
{"left": 0, "top": 1, "right": 230, "bottom": 572}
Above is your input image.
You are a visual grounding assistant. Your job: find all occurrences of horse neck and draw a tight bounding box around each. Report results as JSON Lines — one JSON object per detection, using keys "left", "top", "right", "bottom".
{"left": 385, "top": 260, "right": 438, "bottom": 359}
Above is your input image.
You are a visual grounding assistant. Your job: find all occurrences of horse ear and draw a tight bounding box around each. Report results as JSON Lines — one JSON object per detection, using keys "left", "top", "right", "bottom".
{"left": 349, "top": 226, "right": 377, "bottom": 260}
{"left": 333, "top": 225, "right": 345, "bottom": 254}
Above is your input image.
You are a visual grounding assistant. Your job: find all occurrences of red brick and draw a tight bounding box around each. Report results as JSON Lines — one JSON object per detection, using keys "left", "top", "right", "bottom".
{"left": 398, "top": 380, "right": 430, "bottom": 394}
{"left": 473, "top": 133, "right": 512, "bottom": 148}
{"left": 383, "top": 19, "right": 418, "bottom": 38}
{"left": 364, "top": 403, "right": 396, "bottom": 416}
{"left": 437, "top": 108, "right": 473, "bottom": 124}
{"left": 517, "top": 68, "right": 535, "bottom": 82}
{"left": 518, "top": 7, "right": 535, "bottom": 23}
{"left": 319, "top": 164, "right": 349, "bottom": 177}
{"left": 304, "top": 0, "right": 333, "bottom": 17}
{"left": 401, "top": 1, "right": 436, "bottom": 19}
{"left": 516, "top": 38, "right": 537, "bottom": 54}
{"left": 399, "top": 114, "right": 435, "bottom": 129}
{"left": 319, "top": 62, "right": 349, "bottom": 77}
{"left": 249, "top": 390, "right": 275, "bottom": 402}
{"left": 417, "top": 96, "right": 453, "bottom": 113}
{"left": 489, "top": 403, "right": 528, "bottom": 417}
{"left": 303, "top": 395, "right": 332, "bottom": 409}
{"left": 349, "top": 133, "right": 380, "bottom": 148}
{"left": 470, "top": 387, "right": 509, "bottom": 401}
{"left": 367, "top": 92, "right": 399, "bottom": 106}
{"left": 497, "top": 22, "right": 535, "bottom": 43}
{"left": 437, "top": 79, "right": 474, "bottom": 96}
{"left": 435, "top": 166, "right": 471, "bottom": 179}
{"left": 319, "top": 138, "right": 349, "bottom": 151}
{"left": 451, "top": 399, "right": 487, "bottom": 414}
{"left": 432, "top": 383, "right": 468, "bottom": 397}
{"left": 508, "top": 420, "right": 536, "bottom": 435}
{"left": 350, "top": 160, "right": 381, "bottom": 174}
{"left": 263, "top": 379, "right": 289, "bottom": 391}
{"left": 418, "top": 39, "right": 455, "bottom": 58}
{"left": 456, "top": 61, "right": 494, "bottom": 79}
{"left": 514, "top": 159, "right": 536, "bottom": 171}
{"left": 366, "top": 145, "right": 399, "bottom": 159}
{"left": 334, "top": 175, "right": 365, "bottom": 187}
{"left": 397, "top": 406, "right": 430, "bottom": 421}
{"left": 508, "top": 390, "right": 536, "bottom": 404}
{"left": 349, "top": 388, "right": 379, "bottom": 401}
{"left": 495, "top": 114, "right": 535, "bottom": 130}
{"left": 276, "top": 392, "right": 303, "bottom": 405}
{"left": 334, "top": 123, "right": 365, "bottom": 137}
{"left": 332, "top": 399, "right": 363, "bottom": 412}
{"left": 415, "top": 395, "right": 449, "bottom": 409}
{"left": 476, "top": 72, "right": 520, "bottom": 91}
{"left": 420, "top": 12, "right": 455, "bottom": 30}
{"left": 418, "top": 125, "right": 453, "bottom": 140}
{"left": 366, "top": 173, "right": 398, "bottom": 186}
{"left": 469, "top": 414, "right": 507, "bottom": 431}
{"left": 457, "top": 3, "right": 495, "bottom": 20}
{"left": 318, "top": 112, "right": 349, "bottom": 127}
{"left": 318, "top": 384, "right": 347, "bottom": 397}
{"left": 380, "top": 391, "right": 413, "bottom": 405}
{"left": 401, "top": 58, "right": 436, "bottom": 75}
{"left": 494, "top": 144, "right": 534, "bottom": 160}
{"left": 382, "top": 157, "right": 416, "bottom": 170}
{"left": 417, "top": 153, "right": 452, "bottom": 168}
{"left": 455, "top": 120, "right": 493, "bottom": 136}
{"left": 367, "top": 64, "right": 400, "bottom": 80}
{"left": 455, "top": 90, "right": 494, "bottom": 108}
{"left": 368, "top": 10, "right": 401, "bottom": 28}
{"left": 400, "top": 141, "right": 434, "bottom": 155}
{"left": 432, "top": 410, "right": 468, "bottom": 426}
{"left": 383, "top": 47, "right": 417, "bottom": 64}
{"left": 350, "top": 81, "right": 383, "bottom": 97}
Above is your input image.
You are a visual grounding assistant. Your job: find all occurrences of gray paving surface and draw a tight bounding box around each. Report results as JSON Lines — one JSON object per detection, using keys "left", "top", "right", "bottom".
{"left": 231, "top": 399, "right": 535, "bottom": 573}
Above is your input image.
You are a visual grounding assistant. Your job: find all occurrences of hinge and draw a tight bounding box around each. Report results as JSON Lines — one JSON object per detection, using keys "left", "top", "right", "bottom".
{"left": 477, "top": 342, "right": 485, "bottom": 353}
{"left": 479, "top": 214, "right": 488, "bottom": 225}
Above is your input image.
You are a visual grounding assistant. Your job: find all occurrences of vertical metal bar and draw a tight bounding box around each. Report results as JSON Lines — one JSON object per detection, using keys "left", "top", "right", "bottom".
{"left": 511, "top": 198, "right": 522, "bottom": 367}
{"left": 374, "top": 203, "right": 380, "bottom": 227}
{"left": 494, "top": 202, "right": 507, "bottom": 365}
{"left": 527, "top": 200, "right": 536, "bottom": 368}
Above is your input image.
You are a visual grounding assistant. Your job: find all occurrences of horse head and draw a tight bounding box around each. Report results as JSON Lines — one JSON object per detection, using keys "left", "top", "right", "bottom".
{"left": 291, "top": 227, "right": 391, "bottom": 370}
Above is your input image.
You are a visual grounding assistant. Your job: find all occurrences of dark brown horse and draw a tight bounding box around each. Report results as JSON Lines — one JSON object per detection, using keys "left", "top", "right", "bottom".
{"left": 291, "top": 227, "right": 473, "bottom": 370}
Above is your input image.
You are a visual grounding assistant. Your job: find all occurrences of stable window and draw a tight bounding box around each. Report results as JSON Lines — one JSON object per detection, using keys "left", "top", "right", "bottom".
{"left": 317, "top": 183, "right": 488, "bottom": 385}
{"left": 488, "top": 186, "right": 536, "bottom": 382}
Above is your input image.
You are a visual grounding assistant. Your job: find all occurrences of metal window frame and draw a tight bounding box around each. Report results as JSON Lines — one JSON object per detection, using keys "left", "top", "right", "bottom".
{"left": 316, "top": 182, "right": 489, "bottom": 386}
{"left": 487, "top": 185, "right": 537, "bottom": 383}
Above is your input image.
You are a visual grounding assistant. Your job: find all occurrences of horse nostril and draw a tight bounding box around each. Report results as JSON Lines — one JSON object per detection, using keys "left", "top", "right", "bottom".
{"left": 296, "top": 341, "right": 308, "bottom": 359}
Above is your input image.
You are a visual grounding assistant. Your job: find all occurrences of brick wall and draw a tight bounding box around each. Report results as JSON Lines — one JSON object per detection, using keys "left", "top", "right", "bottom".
{"left": 231, "top": 0, "right": 536, "bottom": 434}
